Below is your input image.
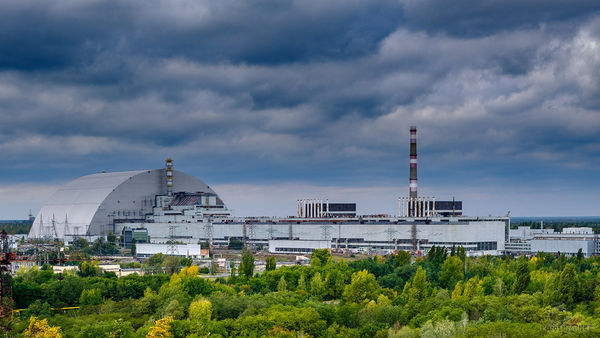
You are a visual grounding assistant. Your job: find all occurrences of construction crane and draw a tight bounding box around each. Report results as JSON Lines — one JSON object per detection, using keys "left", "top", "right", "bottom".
{"left": 0, "top": 231, "right": 15, "bottom": 329}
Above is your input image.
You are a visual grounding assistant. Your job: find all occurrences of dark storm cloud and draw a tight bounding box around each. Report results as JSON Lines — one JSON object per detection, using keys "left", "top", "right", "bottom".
{"left": 401, "top": 0, "right": 600, "bottom": 37}
{"left": 0, "top": 0, "right": 402, "bottom": 71}
{"left": 0, "top": 0, "right": 599, "bottom": 217}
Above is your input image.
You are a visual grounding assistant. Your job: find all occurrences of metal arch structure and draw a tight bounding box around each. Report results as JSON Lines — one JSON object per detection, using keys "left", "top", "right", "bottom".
{"left": 28, "top": 169, "right": 218, "bottom": 239}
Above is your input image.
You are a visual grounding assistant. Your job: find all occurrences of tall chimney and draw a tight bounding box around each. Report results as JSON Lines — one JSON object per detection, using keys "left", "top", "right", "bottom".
{"left": 409, "top": 126, "right": 417, "bottom": 199}
{"left": 166, "top": 158, "right": 173, "bottom": 196}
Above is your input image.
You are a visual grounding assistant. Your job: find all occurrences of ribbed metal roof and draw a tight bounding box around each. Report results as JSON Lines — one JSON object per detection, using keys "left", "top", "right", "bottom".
{"left": 30, "top": 171, "right": 146, "bottom": 239}
{"left": 29, "top": 169, "right": 216, "bottom": 239}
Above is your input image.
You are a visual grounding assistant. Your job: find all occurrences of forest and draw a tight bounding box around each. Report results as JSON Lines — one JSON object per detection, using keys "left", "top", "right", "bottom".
{"left": 8, "top": 247, "right": 600, "bottom": 337}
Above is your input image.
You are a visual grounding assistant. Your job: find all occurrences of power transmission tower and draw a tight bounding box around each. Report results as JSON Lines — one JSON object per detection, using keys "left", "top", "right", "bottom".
{"left": 267, "top": 224, "right": 275, "bottom": 240}
{"left": 411, "top": 223, "right": 417, "bottom": 252}
{"left": 203, "top": 221, "right": 213, "bottom": 247}
{"left": 386, "top": 223, "right": 398, "bottom": 251}
{"left": 320, "top": 224, "right": 332, "bottom": 241}
{"left": 167, "top": 224, "right": 178, "bottom": 255}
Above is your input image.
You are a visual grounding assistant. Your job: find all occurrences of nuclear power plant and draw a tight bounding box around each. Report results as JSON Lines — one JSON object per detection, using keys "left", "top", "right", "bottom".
{"left": 29, "top": 128, "right": 510, "bottom": 256}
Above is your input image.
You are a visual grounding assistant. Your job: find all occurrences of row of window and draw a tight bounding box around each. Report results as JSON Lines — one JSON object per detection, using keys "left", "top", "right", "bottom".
{"left": 275, "top": 247, "right": 320, "bottom": 253}
{"left": 111, "top": 210, "right": 147, "bottom": 217}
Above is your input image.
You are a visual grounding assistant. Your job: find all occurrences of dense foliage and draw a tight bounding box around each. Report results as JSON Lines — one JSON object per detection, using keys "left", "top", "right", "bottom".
{"left": 9, "top": 247, "right": 600, "bottom": 337}
{"left": 67, "top": 235, "right": 120, "bottom": 257}
{"left": 0, "top": 222, "right": 32, "bottom": 234}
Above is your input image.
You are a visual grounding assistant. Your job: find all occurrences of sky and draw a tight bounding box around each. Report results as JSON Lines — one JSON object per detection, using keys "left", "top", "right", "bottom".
{"left": 0, "top": 0, "right": 599, "bottom": 218}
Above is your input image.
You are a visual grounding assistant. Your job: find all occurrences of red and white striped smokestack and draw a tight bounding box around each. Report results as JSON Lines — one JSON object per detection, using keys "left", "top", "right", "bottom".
{"left": 166, "top": 158, "right": 173, "bottom": 196}
{"left": 409, "top": 126, "right": 417, "bottom": 199}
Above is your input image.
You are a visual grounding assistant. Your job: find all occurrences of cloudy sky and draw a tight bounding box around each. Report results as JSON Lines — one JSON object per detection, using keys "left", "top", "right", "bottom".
{"left": 1, "top": 0, "right": 599, "bottom": 218}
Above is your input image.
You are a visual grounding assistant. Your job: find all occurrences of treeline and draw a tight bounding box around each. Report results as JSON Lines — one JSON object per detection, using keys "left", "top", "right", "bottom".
{"left": 10, "top": 247, "right": 600, "bottom": 337}
{"left": 0, "top": 222, "right": 32, "bottom": 234}
{"left": 67, "top": 235, "right": 121, "bottom": 258}
{"left": 513, "top": 220, "right": 600, "bottom": 232}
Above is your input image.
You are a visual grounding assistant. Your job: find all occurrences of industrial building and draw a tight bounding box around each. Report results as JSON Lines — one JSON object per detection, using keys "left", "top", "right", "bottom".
{"left": 28, "top": 165, "right": 219, "bottom": 239}
{"left": 506, "top": 226, "right": 599, "bottom": 257}
{"left": 135, "top": 243, "right": 209, "bottom": 259}
{"left": 29, "top": 128, "right": 511, "bottom": 256}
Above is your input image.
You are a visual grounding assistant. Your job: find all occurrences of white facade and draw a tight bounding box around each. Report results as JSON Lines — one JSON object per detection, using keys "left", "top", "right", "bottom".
{"left": 133, "top": 216, "right": 508, "bottom": 255}
{"left": 136, "top": 243, "right": 209, "bottom": 259}
{"left": 269, "top": 239, "right": 331, "bottom": 254}
{"left": 509, "top": 226, "right": 555, "bottom": 241}
{"left": 531, "top": 239, "right": 595, "bottom": 256}
{"left": 562, "top": 227, "right": 593, "bottom": 234}
{"left": 507, "top": 226, "right": 599, "bottom": 257}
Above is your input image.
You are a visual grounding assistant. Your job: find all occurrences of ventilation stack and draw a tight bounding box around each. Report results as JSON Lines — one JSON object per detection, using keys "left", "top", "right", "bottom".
{"left": 409, "top": 126, "right": 418, "bottom": 216}
{"left": 166, "top": 158, "right": 173, "bottom": 196}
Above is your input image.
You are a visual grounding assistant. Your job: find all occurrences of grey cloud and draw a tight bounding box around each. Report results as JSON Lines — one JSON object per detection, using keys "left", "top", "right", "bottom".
{"left": 0, "top": 0, "right": 402, "bottom": 72}
{"left": 400, "top": 0, "right": 600, "bottom": 37}
{"left": 0, "top": 1, "right": 599, "bottom": 193}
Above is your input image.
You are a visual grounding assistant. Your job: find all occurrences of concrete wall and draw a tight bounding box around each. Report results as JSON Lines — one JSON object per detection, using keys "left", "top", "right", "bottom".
{"left": 531, "top": 239, "right": 595, "bottom": 256}
{"left": 136, "top": 243, "right": 209, "bottom": 258}
{"left": 268, "top": 239, "right": 330, "bottom": 254}
{"left": 139, "top": 219, "right": 507, "bottom": 253}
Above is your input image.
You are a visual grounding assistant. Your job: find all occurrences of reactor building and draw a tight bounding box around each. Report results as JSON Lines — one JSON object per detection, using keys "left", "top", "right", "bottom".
{"left": 29, "top": 129, "right": 510, "bottom": 256}
{"left": 28, "top": 164, "right": 223, "bottom": 239}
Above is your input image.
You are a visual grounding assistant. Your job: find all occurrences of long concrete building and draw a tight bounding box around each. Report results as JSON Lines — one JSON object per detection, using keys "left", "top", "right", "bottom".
{"left": 506, "top": 226, "right": 599, "bottom": 257}
{"left": 125, "top": 215, "right": 508, "bottom": 255}
{"left": 29, "top": 165, "right": 509, "bottom": 256}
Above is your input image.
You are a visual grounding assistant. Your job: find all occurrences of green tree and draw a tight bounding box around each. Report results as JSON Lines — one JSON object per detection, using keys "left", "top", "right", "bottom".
{"left": 79, "top": 288, "right": 102, "bottom": 306}
{"left": 439, "top": 256, "right": 464, "bottom": 290}
{"left": 451, "top": 281, "right": 463, "bottom": 299}
{"left": 409, "top": 266, "right": 428, "bottom": 301}
{"left": 277, "top": 276, "right": 288, "bottom": 292}
{"left": 311, "top": 249, "right": 332, "bottom": 267}
{"left": 514, "top": 260, "right": 530, "bottom": 294}
{"left": 463, "top": 276, "right": 483, "bottom": 298}
{"left": 180, "top": 257, "right": 193, "bottom": 267}
{"left": 324, "top": 269, "right": 345, "bottom": 299}
{"left": 107, "top": 231, "right": 117, "bottom": 244}
{"left": 456, "top": 246, "right": 466, "bottom": 263}
{"left": 182, "top": 277, "right": 213, "bottom": 297}
{"left": 310, "top": 272, "right": 326, "bottom": 299}
{"left": 189, "top": 298, "right": 212, "bottom": 322}
{"left": 557, "top": 263, "right": 578, "bottom": 307}
{"left": 109, "top": 319, "right": 135, "bottom": 338}
{"left": 228, "top": 238, "right": 244, "bottom": 250}
{"left": 78, "top": 260, "right": 102, "bottom": 277}
{"left": 239, "top": 247, "right": 255, "bottom": 278}
{"left": 162, "top": 255, "right": 181, "bottom": 275}
{"left": 342, "top": 270, "right": 380, "bottom": 304}
{"left": 210, "top": 258, "right": 218, "bottom": 275}
{"left": 426, "top": 245, "right": 447, "bottom": 267}
{"left": 70, "top": 237, "right": 90, "bottom": 253}
{"left": 594, "top": 285, "right": 600, "bottom": 302}
{"left": 420, "top": 320, "right": 456, "bottom": 338}
{"left": 296, "top": 274, "right": 307, "bottom": 296}
{"left": 163, "top": 299, "right": 185, "bottom": 320}
{"left": 143, "top": 253, "right": 165, "bottom": 274}
{"left": 576, "top": 248, "right": 584, "bottom": 263}
{"left": 393, "top": 250, "right": 411, "bottom": 267}
{"left": 266, "top": 257, "right": 277, "bottom": 271}
{"left": 228, "top": 260, "right": 237, "bottom": 282}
